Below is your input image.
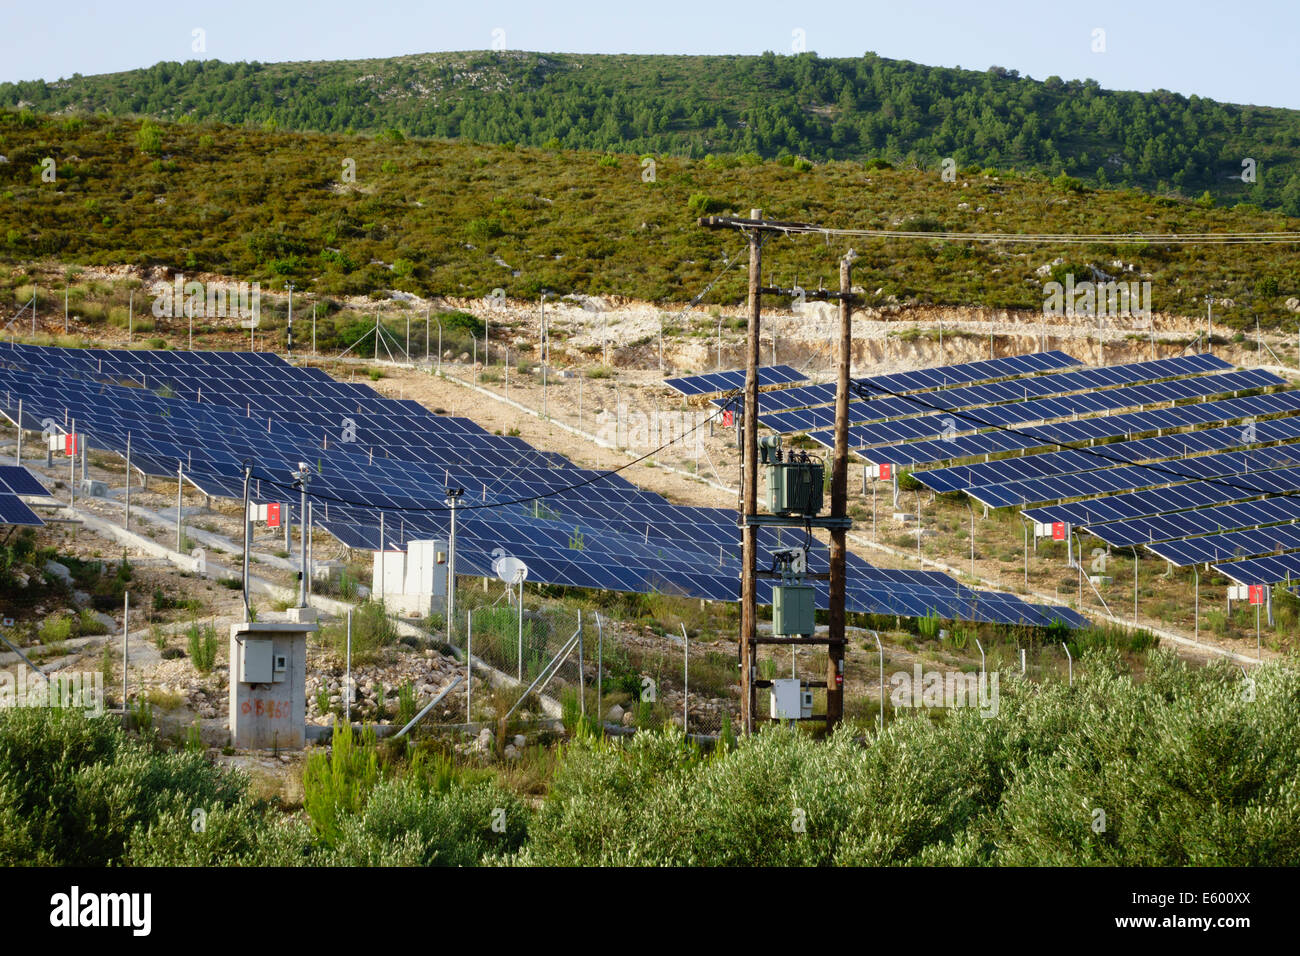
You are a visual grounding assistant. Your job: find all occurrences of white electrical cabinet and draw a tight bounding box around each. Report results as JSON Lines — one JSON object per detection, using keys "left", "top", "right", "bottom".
{"left": 770, "top": 678, "right": 814, "bottom": 720}
{"left": 240, "top": 639, "right": 274, "bottom": 684}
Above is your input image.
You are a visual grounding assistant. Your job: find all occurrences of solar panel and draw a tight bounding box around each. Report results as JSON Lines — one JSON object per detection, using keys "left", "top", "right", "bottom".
{"left": 0, "top": 493, "right": 42, "bottom": 526}
{"left": 1214, "top": 553, "right": 1300, "bottom": 586}
{"left": 753, "top": 352, "right": 1226, "bottom": 424}
{"left": 966, "top": 445, "right": 1300, "bottom": 510}
{"left": 770, "top": 367, "right": 1278, "bottom": 443}
{"left": 1022, "top": 466, "right": 1300, "bottom": 527}
{"left": 1148, "top": 522, "right": 1300, "bottom": 566}
{"left": 0, "top": 465, "right": 51, "bottom": 497}
{"left": 664, "top": 365, "right": 806, "bottom": 396}
{"left": 919, "top": 414, "right": 1300, "bottom": 493}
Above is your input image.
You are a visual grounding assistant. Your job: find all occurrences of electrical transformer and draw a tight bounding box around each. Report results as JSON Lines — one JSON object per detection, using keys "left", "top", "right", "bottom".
{"left": 760, "top": 435, "right": 824, "bottom": 516}
{"left": 772, "top": 583, "right": 816, "bottom": 637}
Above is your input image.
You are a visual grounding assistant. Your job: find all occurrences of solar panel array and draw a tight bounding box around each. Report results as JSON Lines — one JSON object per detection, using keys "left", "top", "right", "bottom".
{"left": 1087, "top": 497, "right": 1300, "bottom": 548}
{"left": 921, "top": 414, "right": 1300, "bottom": 493}
{"left": 1214, "top": 553, "right": 1300, "bottom": 586}
{"left": 742, "top": 344, "right": 1300, "bottom": 591}
{"left": 664, "top": 365, "right": 806, "bottom": 396}
{"left": 0, "top": 343, "right": 1084, "bottom": 628}
{"left": 967, "top": 446, "right": 1300, "bottom": 509}
{"left": 735, "top": 350, "right": 1082, "bottom": 414}
{"left": 850, "top": 373, "right": 1292, "bottom": 468}
{"left": 0, "top": 465, "right": 50, "bottom": 526}
{"left": 760, "top": 353, "right": 1233, "bottom": 436}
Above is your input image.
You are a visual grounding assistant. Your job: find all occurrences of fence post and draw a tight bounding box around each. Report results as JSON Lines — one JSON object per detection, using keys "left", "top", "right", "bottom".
{"left": 596, "top": 612, "right": 604, "bottom": 732}
{"left": 577, "top": 610, "right": 585, "bottom": 718}
{"left": 682, "top": 622, "right": 689, "bottom": 735}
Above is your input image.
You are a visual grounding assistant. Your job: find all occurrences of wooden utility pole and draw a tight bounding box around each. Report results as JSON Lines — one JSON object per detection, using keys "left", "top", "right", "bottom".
{"left": 739, "top": 209, "right": 763, "bottom": 734}
{"left": 826, "top": 250, "right": 856, "bottom": 727}
{"left": 698, "top": 212, "right": 854, "bottom": 736}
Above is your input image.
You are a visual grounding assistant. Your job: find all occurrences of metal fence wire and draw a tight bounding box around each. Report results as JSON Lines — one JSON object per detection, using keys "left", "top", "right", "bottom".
{"left": 452, "top": 583, "right": 737, "bottom": 737}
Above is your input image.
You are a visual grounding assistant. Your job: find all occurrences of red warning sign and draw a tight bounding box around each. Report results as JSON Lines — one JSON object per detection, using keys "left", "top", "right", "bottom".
{"left": 879, "top": 463, "right": 892, "bottom": 481}
{"left": 267, "top": 502, "right": 281, "bottom": 528}
{"left": 722, "top": 409, "right": 734, "bottom": 428}
{"left": 1052, "top": 521, "right": 1066, "bottom": 541}
{"left": 66, "top": 433, "right": 77, "bottom": 456}
{"left": 1249, "top": 584, "right": 1265, "bottom": 605}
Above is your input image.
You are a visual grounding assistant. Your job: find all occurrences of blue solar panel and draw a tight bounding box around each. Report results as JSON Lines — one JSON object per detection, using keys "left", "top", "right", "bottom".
{"left": 1214, "top": 553, "right": 1300, "bottom": 586}
{"left": 773, "top": 366, "right": 1276, "bottom": 443}
{"left": 967, "top": 445, "right": 1300, "bottom": 510}
{"left": 665, "top": 365, "right": 806, "bottom": 396}
{"left": 839, "top": 373, "right": 1294, "bottom": 468}
{"left": 0, "top": 493, "right": 42, "bottom": 526}
{"left": 1088, "top": 497, "right": 1300, "bottom": 548}
{"left": 744, "top": 350, "right": 1083, "bottom": 414}
{"left": 1023, "top": 466, "right": 1300, "bottom": 527}
{"left": 919, "top": 414, "right": 1300, "bottom": 493}
{"left": 0, "top": 465, "right": 50, "bottom": 496}
{"left": 756, "top": 353, "right": 1228, "bottom": 430}
{"left": 1148, "top": 523, "right": 1300, "bottom": 566}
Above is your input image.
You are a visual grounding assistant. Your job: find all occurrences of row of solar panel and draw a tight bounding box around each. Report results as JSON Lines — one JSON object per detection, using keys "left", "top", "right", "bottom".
{"left": 919, "top": 415, "right": 1300, "bottom": 493}
{"left": 1149, "top": 523, "right": 1300, "bottom": 566}
{"left": 844, "top": 375, "right": 1297, "bottom": 467}
{"left": 664, "top": 364, "right": 806, "bottom": 395}
{"left": 751, "top": 352, "right": 1226, "bottom": 423}
{"left": 783, "top": 367, "right": 1275, "bottom": 448}
{"left": 739, "top": 350, "right": 1082, "bottom": 413}
{"left": 0, "top": 464, "right": 48, "bottom": 496}
{"left": 0, "top": 494, "right": 42, "bottom": 526}
{"left": 0, "top": 369, "right": 580, "bottom": 485}
{"left": 0, "top": 465, "right": 49, "bottom": 526}
{"left": 1214, "top": 553, "right": 1300, "bottom": 586}
{"left": 1022, "top": 465, "right": 1300, "bottom": 527}
{"left": 1087, "top": 496, "right": 1300, "bottom": 548}
{"left": 967, "top": 445, "right": 1300, "bottom": 510}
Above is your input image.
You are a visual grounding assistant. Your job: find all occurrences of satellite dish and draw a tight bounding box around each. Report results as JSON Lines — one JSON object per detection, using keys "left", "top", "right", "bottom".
{"left": 494, "top": 552, "right": 529, "bottom": 585}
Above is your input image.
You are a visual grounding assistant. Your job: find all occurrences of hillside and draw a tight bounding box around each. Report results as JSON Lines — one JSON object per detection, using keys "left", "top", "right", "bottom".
{"left": 2, "top": 51, "right": 1299, "bottom": 213}
{"left": 2, "top": 108, "right": 1298, "bottom": 327}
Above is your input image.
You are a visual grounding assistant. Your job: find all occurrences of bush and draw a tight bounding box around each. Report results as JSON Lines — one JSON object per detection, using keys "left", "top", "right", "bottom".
{"left": 517, "top": 652, "right": 1300, "bottom": 866}
{"left": 186, "top": 620, "right": 219, "bottom": 673}
{"left": 319, "top": 600, "right": 398, "bottom": 664}
{"left": 302, "top": 721, "right": 380, "bottom": 845}
{"left": 327, "top": 777, "right": 527, "bottom": 865}
{"left": 0, "top": 708, "right": 243, "bottom": 865}
{"left": 38, "top": 612, "right": 75, "bottom": 644}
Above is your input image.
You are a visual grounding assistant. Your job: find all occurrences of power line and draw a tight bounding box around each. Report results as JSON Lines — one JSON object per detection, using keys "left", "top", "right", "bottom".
{"left": 698, "top": 214, "right": 1300, "bottom": 245}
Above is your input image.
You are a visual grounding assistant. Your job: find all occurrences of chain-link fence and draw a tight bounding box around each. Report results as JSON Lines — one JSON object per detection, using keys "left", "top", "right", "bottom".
{"left": 445, "top": 581, "right": 739, "bottom": 737}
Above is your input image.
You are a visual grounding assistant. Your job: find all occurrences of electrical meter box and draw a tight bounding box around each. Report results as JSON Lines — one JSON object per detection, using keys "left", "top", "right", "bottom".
{"left": 769, "top": 679, "right": 815, "bottom": 719}
{"left": 240, "top": 639, "right": 274, "bottom": 683}
{"left": 765, "top": 461, "right": 825, "bottom": 516}
{"left": 229, "top": 620, "right": 316, "bottom": 750}
{"left": 772, "top": 584, "right": 816, "bottom": 637}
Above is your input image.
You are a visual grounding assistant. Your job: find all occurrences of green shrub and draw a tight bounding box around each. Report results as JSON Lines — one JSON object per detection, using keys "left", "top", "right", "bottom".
{"left": 327, "top": 777, "right": 527, "bottom": 865}
{"left": 187, "top": 620, "right": 219, "bottom": 673}
{"left": 0, "top": 708, "right": 243, "bottom": 865}
{"left": 302, "top": 720, "right": 380, "bottom": 845}
{"left": 319, "top": 600, "right": 397, "bottom": 664}
{"left": 38, "top": 612, "right": 75, "bottom": 644}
